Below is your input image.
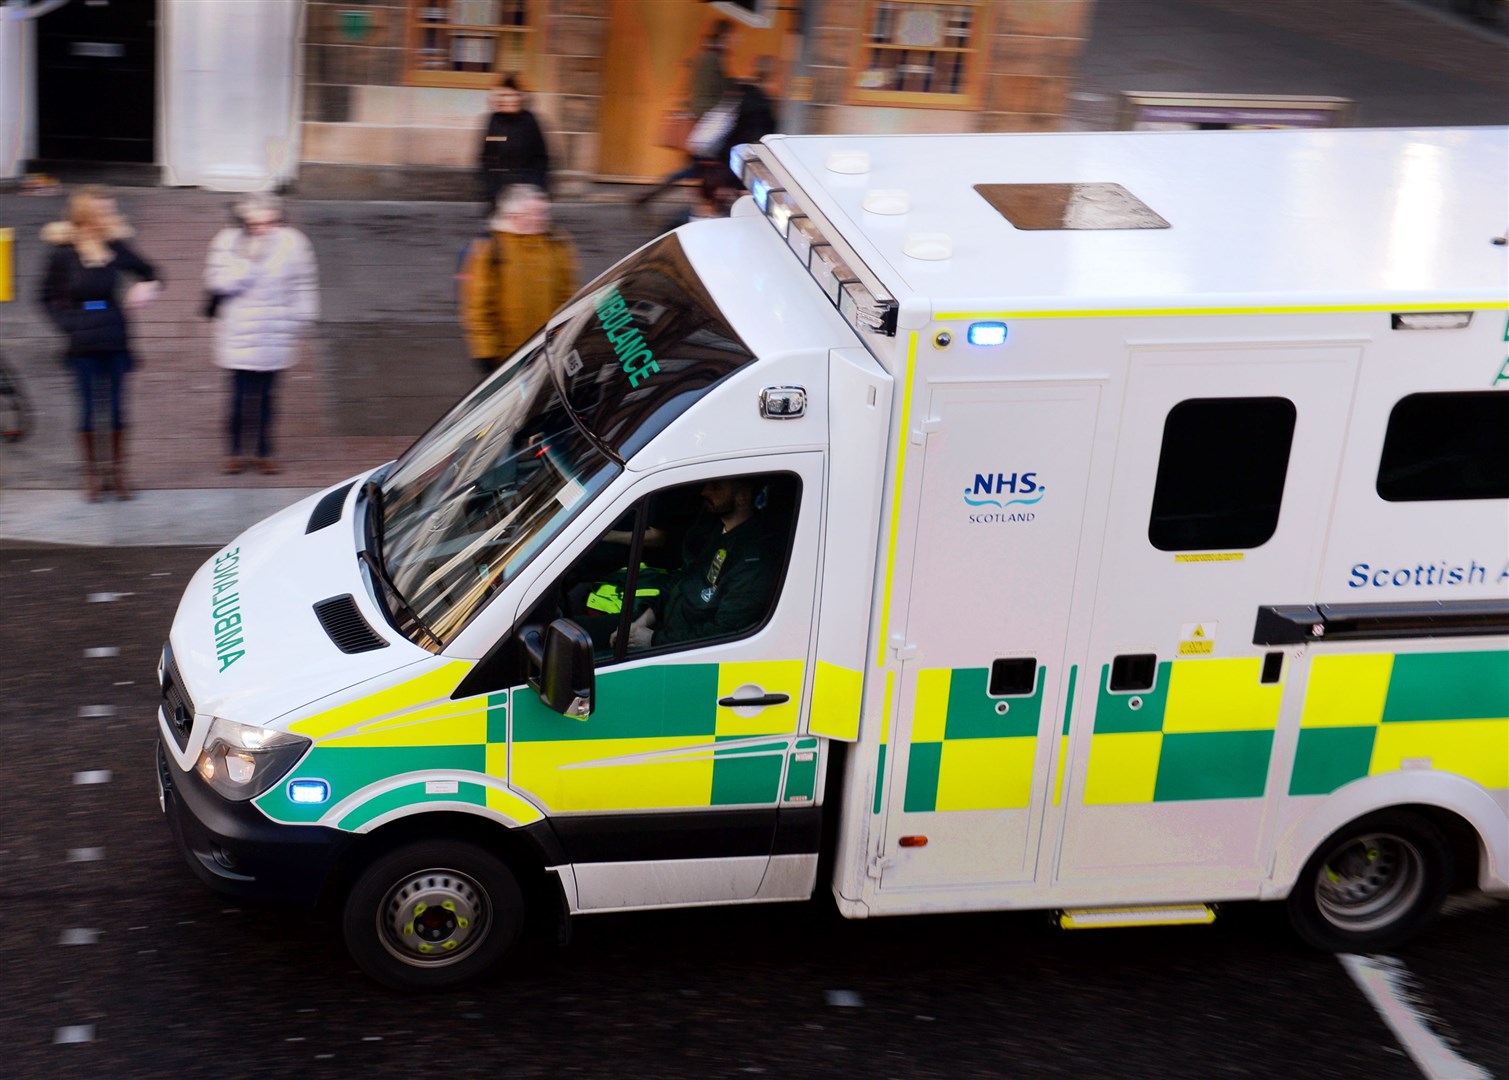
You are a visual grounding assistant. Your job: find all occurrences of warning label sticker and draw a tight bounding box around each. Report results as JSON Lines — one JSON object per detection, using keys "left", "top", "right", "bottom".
{"left": 1178, "top": 622, "right": 1217, "bottom": 656}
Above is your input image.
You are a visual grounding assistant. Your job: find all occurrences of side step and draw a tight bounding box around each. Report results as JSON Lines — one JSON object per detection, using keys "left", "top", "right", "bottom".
{"left": 1058, "top": 904, "right": 1216, "bottom": 930}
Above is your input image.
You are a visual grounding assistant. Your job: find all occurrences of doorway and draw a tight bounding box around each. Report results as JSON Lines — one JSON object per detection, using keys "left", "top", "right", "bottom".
{"left": 37, "top": 0, "right": 157, "bottom": 164}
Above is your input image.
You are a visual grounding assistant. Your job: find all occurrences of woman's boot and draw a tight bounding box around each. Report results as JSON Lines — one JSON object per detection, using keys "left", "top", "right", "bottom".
{"left": 79, "top": 432, "right": 102, "bottom": 503}
{"left": 109, "top": 428, "right": 134, "bottom": 500}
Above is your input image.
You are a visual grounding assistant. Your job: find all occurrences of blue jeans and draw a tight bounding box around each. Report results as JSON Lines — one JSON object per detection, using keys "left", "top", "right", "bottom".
{"left": 229, "top": 369, "right": 279, "bottom": 458}
{"left": 71, "top": 352, "right": 131, "bottom": 433}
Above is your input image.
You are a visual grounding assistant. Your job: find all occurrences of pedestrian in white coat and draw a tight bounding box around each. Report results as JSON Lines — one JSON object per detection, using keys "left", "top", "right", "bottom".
{"left": 204, "top": 192, "right": 319, "bottom": 475}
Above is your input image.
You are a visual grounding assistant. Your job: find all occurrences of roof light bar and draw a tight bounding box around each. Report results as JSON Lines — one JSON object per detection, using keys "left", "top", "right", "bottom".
{"left": 786, "top": 216, "right": 822, "bottom": 266}
{"left": 809, "top": 244, "right": 858, "bottom": 305}
{"left": 1391, "top": 312, "right": 1472, "bottom": 330}
{"left": 741, "top": 144, "right": 899, "bottom": 340}
{"left": 730, "top": 143, "right": 758, "bottom": 183}
{"left": 765, "top": 190, "right": 801, "bottom": 237}
{"left": 743, "top": 162, "right": 780, "bottom": 213}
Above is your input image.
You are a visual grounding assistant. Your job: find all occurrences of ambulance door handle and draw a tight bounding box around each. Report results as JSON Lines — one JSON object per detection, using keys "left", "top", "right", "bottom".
{"left": 718, "top": 692, "right": 790, "bottom": 708}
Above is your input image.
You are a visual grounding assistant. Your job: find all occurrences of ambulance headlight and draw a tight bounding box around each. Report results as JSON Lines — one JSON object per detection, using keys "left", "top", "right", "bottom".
{"left": 194, "top": 717, "right": 310, "bottom": 801}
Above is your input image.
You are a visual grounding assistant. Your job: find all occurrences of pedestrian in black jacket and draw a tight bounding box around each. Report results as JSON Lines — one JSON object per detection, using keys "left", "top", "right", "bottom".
{"left": 478, "top": 75, "right": 550, "bottom": 210}
{"left": 39, "top": 186, "right": 161, "bottom": 502}
{"left": 699, "top": 57, "right": 781, "bottom": 218}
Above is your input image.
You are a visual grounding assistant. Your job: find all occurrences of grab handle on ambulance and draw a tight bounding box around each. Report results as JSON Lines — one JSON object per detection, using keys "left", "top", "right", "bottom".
{"left": 717, "top": 692, "right": 790, "bottom": 709}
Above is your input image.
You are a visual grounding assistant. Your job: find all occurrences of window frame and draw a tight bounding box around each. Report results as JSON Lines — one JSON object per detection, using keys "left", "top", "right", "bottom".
{"left": 404, "top": 0, "right": 535, "bottom": 90}
{"left": 848, "top": 0, "right": 989, "bottom": 111}
{"left": 522, "top": 472, "right": 804, "bottom": 673}
{"left": 1375, "top": 390, "right": 1509, "bottom": 503}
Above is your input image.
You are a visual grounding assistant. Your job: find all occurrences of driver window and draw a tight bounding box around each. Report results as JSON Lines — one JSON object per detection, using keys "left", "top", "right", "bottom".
{"left": 527, "top": 472, "right": 801, "bottom": 665}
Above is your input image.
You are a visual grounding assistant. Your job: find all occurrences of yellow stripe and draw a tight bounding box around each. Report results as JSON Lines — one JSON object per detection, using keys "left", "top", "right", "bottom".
{"left": 716, "top": 660, "right": 803, "bottom": 737}
{"left": 880, "top": 670, "right": 895, "bottom": 746}
{"left": 937, "top": 736, "right": 1035, "bottom": 811}
{"left": 1083, "top": 732, "right": 1161, "bottom": 805}
{"left": 0, "top": 228, "right": 13, "bottom": 303}
{"left": 912, "top": 668, "right": 951, "bottom": 743}
{"left": 1163, "top": 657, "right": 1283, "bottom": 733}
{"left": 1053, "top": 733, "right": 1068, "bottom": 806}
{"left": 289, "top": 661, "right": 474, "bottom": 740}
{"left": 1302, "top": 653, "right": 1393, "bottom": 729}
{"left": 935, "top": 301, "right": 1509, "bottom": 321}
{"left": 1370, "top": 719, "right": 1509, "bottom": 790}
{"left": 810, "top": 660, "right": 864, "bottom": 740}
{"left": 877, "top": 332, "right": 919, "bottom": 667}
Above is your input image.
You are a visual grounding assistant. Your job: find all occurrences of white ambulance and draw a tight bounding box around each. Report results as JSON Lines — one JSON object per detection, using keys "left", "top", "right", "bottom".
{"left": 157, "top": 127, "right": 1509, "bottom": 989}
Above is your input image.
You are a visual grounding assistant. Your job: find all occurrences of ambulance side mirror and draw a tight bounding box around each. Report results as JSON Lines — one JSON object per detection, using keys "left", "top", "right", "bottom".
{"left": 522, "top": 618, "right": 595, "bottom": 719}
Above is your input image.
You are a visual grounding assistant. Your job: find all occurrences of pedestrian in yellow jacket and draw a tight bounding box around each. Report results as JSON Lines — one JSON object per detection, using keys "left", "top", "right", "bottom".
{"left": 458, "top": 184, "right": 578, "bottom": 377}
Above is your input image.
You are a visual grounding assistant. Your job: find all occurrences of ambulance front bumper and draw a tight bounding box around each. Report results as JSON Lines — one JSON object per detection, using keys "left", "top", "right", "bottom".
{"left": 157, "top": 736, "right": 354, "bottom": 908}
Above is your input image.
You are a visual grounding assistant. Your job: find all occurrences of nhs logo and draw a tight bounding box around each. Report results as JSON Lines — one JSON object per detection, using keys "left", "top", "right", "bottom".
{"left": 963, "top": 471, "right": 1044, "bottom": 508}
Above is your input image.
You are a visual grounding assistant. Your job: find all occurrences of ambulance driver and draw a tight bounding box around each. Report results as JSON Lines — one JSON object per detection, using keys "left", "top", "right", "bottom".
{"left": 616, "top": 475, "right": 785, "bottom": 650}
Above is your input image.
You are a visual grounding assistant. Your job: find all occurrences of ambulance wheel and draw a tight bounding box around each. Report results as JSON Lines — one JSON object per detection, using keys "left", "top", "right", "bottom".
{"left": 343, "top": 840, "right": 524, "bottom": 990}
{"left": 1288, "top": 811, "right": 1450, "bottom": 952}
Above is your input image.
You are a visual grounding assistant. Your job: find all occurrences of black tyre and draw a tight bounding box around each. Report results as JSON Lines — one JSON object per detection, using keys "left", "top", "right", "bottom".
{"left": 343, "top": 839, "right": 525, "bottom": 990}
{"left": 1288, "top": 811, "right": 1451, "bottom": 952}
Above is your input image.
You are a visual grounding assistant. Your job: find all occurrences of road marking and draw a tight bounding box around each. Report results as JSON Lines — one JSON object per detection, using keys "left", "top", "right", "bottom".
{"left": 83, "top": 646, "right": 120, "bottom": 659}
{"left": 824, "top": 989, "right": 864, "bottom": 1008}
{"left": 31, "top": 567, "right": 56, "bottom": 573}
{"left": 1340, "top": 954, "right": 1490, "bottom": 1080}
{"left": 87, "top": 591, "right": 133, "bottom": 602}
{"left": 113, "top": 680, "right": 134, "bottom": 687}
{"left": 73, "top": 770, "right": 112, "bottom": 785}
{"left": 54, "top": 1025, "right": 95, "bottom": 1044}
{"left": 67, "top": 847, "right": 105, "bottom": 863}
{"left": 60, "top": 928, "right": 100, "bottom": 945}
{"left": 78, "top": 705, "right": 116, "bottom": 718}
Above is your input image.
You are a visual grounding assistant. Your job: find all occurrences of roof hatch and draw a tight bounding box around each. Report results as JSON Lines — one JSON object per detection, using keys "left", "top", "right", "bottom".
{"left": 973, "top": 182, "right": 1170, "bottom": 230}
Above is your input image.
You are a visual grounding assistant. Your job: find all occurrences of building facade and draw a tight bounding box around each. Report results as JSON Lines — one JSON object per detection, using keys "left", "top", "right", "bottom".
{"left": 3, "top": 0, "right": 1095, "bottom": 193}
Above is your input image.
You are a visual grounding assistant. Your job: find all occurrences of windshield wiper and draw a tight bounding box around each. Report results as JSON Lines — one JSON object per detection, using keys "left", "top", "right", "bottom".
{"left": 360, "top": 480, "right": 444, "bottom": 651}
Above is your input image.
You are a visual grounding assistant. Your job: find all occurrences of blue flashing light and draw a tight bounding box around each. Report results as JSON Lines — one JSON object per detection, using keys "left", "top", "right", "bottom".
{"left": 288, "top": 779, "right": 330, "bottom": 805}
{"left": 750, "top": 175, "right": 772, "bottom": 213}
{"left": 967, "top": 321, "right": 1008, "bottom": 347}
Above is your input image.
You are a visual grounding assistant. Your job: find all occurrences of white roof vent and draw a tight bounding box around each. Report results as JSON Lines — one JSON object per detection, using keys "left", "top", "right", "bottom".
{"left": 826, "top": 150, "right": 871, "bottom": 175}
{"left": 904, "top": 233, "right": 952, "bottom": 260}
{"left": 863, "top": 189, "right": 909, "bottom": 215}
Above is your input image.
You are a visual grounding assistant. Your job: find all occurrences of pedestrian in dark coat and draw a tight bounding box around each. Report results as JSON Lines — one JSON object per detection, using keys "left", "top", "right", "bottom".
{"left": 700, "top": 57, "right": 781, "bottom": 218}
{"left": 39, "top": 186, "right": 161, "bottom": 501}
{"left": 479, "top": 74, "right": 550, "bottom": 209}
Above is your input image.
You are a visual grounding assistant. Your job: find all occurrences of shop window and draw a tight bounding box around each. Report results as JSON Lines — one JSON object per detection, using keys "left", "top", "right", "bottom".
{"left": 851, "top": 1, "right": 986, "bottom": 109}
{"left": 1376, "top": 391, "right": 1509, "bottom": 502}
{"left": 406, "top": 0, "right": 533, "bottom": 89}
{"left": 1148, "top": 397, "right": 1296, "bottom": 552}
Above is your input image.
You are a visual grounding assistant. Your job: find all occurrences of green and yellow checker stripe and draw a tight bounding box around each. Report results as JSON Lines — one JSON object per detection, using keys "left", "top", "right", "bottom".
{"left": 262, "top": 658, "right": 810, "bottom": 825}
{"left": 1290, "top": 650, "right": 1509, "bottom": 795}
{"left": 510, "top": 660, "right": 804, "bottom": 813}
{"left": 1083, "top": 657, "right": 1282, "bottom": 805}
{"left": 901, "top": 667, "right": 1044, "bottom": 812}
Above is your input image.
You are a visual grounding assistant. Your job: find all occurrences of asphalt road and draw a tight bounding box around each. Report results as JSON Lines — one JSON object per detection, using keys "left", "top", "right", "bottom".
{"left": 1, "top": 544, "right": 1503, "bottom": 1080}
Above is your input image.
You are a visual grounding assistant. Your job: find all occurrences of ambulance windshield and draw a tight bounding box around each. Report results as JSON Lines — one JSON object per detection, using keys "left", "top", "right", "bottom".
{"left": 376, "top": 336, "right": 618, "bottom": 646}
{"left": 544, "top": 232, "right": 755, "bottom": 458}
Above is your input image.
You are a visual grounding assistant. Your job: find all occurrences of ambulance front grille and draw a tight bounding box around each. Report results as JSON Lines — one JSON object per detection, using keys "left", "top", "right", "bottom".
{"left": 160, "top": 646, "right": 195, "bottom": 752}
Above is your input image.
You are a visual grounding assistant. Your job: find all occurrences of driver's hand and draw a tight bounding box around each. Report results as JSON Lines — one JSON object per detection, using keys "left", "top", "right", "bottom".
{"left": 627, "top": 622, "right": 654, "bottom": 649}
